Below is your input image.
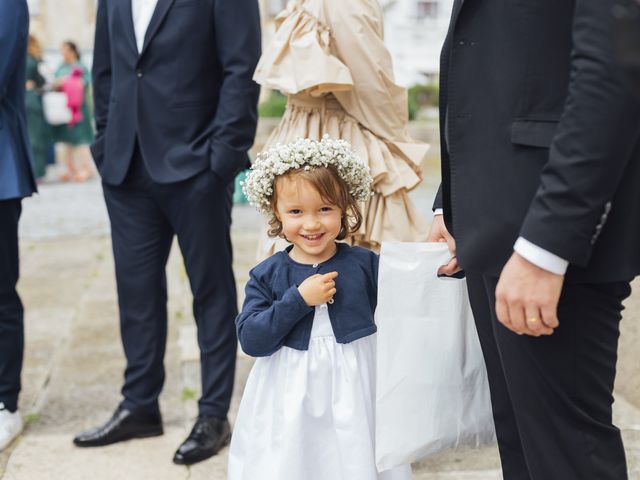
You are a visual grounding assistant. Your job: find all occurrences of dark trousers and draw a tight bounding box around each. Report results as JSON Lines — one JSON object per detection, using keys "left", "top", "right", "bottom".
{"left": 466, "top": 273, "right": 631, "bottom": 480}
{"left": 0, "top": 200, "right": 23, "bottom": 413}
{"left": 103, "top": 153, "right": 238, "bottom": 418}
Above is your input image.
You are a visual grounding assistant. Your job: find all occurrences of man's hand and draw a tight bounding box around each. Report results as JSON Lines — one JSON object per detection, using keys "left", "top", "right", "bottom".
{"left": 428, "top": 214, "right": 461, "bottom": 275}
{"left": 298, "top": 271, "right": 339, "bottom": 306}
{"left": 495, "top": 253, "right": 564, "bottom": 336}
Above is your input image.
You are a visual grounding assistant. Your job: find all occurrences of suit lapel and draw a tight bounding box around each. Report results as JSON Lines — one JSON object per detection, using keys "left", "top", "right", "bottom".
{"left": 442, "top": 0, "right": 466, "bottom": 61}
{"left": 448, "top": 0, "right": 466, "bottom": 35}
{"left": 439, "top": 0, "right": 464, "bottom": 132}
{"left": 139, "top": 0, "right": 176, "bottom": 59}
{"left": 121, "top": 0, "right": 138, "bottom": 55}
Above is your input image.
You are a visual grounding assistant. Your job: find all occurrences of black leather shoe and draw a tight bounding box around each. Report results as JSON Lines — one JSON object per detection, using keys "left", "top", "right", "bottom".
{"left": 172, "top": 416, "right": 231, "bottom": 465}
{"left": 73, "top": 407, "right": 163, "bottom": 447}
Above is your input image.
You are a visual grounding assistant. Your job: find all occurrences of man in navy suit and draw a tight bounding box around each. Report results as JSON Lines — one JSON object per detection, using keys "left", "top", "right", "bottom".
{"left": 0, "top": 0, "right": 37, "bottom": 452}
{"left": 72, "top": 0, "right": 261, "bottom": 465}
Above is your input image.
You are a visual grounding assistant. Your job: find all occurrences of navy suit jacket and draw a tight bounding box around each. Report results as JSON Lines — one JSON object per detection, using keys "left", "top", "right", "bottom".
{"left": 92, "top": 0, "right": 261, "bottom": 186}
{"left": 0, "top": 0, "right": 37, "bottom": 201}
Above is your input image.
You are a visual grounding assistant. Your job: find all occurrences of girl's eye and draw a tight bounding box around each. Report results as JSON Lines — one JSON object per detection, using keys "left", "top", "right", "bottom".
{"left": 320, "top": 206, "right": 334, "bottom": 212}
{"left": 289, "top": 209, "right": 301, "bottom": 215}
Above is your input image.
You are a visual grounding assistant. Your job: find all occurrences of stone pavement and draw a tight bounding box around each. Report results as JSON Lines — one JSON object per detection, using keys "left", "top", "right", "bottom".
{"left": 1, "top": 178, "right": 640, "bottom": 480}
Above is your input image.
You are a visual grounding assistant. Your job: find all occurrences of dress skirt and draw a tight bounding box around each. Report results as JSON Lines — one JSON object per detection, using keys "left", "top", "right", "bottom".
{"left": 228, "top": 304, "right": 412, "bottom": 480}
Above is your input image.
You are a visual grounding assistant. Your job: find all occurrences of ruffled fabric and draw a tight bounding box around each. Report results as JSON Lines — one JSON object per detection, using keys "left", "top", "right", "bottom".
{"left": 254, "top": 0, "right": 430, "bottom": 255}
{"left": 263, "top": 95, "right": 429, "bottom": 250}
{"left": 253, "top": 5, "right": 353, "bottom": 96}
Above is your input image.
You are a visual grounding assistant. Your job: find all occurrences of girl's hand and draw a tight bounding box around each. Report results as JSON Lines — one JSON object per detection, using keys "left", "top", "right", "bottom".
{"left": 298, "top": 271, "right": 338, "bottom": 306}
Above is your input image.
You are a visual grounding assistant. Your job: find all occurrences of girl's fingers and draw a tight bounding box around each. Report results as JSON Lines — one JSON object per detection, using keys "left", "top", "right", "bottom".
{"left": 323, "top": 271, "right": 339, "bottom": 281}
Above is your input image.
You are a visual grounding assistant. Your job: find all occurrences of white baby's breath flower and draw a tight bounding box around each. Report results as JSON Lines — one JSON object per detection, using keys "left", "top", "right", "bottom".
{"left": 242, "top": 135, "right": 373, "bottom": 214}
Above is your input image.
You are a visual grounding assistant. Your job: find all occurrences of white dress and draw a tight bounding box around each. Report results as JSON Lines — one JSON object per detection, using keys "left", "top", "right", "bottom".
{"left": 228, "top": 304, "right": 412, "bottom": 480}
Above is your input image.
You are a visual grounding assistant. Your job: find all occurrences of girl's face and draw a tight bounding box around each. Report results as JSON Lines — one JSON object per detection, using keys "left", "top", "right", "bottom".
{"left": 275, "top": 175, "right": 342, "bottom": 264}
{"left": 60, "top": 44, "right": 76, "bottom": 64}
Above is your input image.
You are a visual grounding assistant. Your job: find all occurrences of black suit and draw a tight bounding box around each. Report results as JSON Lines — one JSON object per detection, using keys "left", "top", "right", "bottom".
{"left": 435, "top": 0, "right": 640, "bottom": 478}
{"left": 92, "top": 0, "right": 260, "bottom": 417}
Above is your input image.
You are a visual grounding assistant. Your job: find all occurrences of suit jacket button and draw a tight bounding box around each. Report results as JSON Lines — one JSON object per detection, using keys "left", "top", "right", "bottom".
{"left": 136, "top": 70, "right": 143, "bottom": 78}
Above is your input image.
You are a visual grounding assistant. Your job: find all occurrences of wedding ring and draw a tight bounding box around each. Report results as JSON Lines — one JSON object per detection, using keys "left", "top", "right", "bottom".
{"left": 527, "top": 317, "right": 540, "bottom": 323}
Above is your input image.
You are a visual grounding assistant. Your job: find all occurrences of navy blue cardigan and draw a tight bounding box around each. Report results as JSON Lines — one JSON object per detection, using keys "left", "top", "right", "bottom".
{"left": 236, "top": 243, "right": 379, "bottom": 357}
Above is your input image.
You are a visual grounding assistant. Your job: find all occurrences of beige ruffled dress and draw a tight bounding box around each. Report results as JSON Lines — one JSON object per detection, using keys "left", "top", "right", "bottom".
{"left": 254, "top": 0, "right": 429, "bottom": 255}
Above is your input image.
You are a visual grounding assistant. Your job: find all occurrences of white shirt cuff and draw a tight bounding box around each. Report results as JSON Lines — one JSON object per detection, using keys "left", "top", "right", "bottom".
{"left": 433, "top": 208, "right": 444, "bottom": 215}
{"left": 514, "top": 237, "right": 569, "bottom": 275}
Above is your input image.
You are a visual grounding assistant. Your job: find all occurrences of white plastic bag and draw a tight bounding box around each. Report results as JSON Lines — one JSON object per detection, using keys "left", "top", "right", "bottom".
{"left": 375, "top": 242, "right": 496, "bottom": 471}
{"left": 42, "top": 91, "right": 72, "bottom": 125}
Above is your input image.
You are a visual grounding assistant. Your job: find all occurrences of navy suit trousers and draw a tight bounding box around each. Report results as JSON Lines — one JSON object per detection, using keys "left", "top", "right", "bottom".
{"left": 466, "top": 273, "right": 632, "bottom": 480}
{"left": 0, "top": 200, "right": 23, "bottom": 412}
{"left": 102, "top": 151, "right": 237, "bottom": 417}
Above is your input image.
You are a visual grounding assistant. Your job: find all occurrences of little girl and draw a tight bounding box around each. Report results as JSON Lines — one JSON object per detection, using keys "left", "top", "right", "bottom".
{"left": 228, "top": 136, "right": 411, "bottom": 480}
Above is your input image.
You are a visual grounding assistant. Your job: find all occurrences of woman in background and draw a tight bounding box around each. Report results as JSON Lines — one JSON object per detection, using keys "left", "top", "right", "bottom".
{"left": 25, "top": 35, "right": 50, "bottom": 180}
{"left": 52, "top": 41, "right": 94, "bottom": 182}
{"left": 254, "top": 0, "right": 429, "bottom": 256}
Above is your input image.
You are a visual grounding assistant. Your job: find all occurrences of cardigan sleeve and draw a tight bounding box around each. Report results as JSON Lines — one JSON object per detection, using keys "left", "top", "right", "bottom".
{"left": 236, "top": 269, "right": 313, "bottom": 357}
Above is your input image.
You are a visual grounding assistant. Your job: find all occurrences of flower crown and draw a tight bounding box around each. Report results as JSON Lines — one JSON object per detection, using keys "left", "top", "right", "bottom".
{"left": 242, "top": 136, "right": 373, "bottom": 214}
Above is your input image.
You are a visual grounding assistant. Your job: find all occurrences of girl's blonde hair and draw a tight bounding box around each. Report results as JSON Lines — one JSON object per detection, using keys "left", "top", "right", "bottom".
{"left": 268, "top": 166, "right": 363, "bottom": 241}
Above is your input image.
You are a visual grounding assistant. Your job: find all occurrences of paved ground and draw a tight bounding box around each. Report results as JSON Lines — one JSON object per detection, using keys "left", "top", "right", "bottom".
{"left": 2, "top": 172, "right": 640, "bottom": 479}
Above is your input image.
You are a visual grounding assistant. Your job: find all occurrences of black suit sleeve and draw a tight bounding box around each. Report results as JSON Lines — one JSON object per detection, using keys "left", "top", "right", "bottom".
{"left": 90, "top": 0, "right": 112, "bottom": 165}
{"left": 519, "top": 0, "right": 640, "bottom": 267}
{"left": 433, "top": 183, "right": 443, "bottom": 211}
{"left": 209, "top": 0, "right": 262, "bottom": 183}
